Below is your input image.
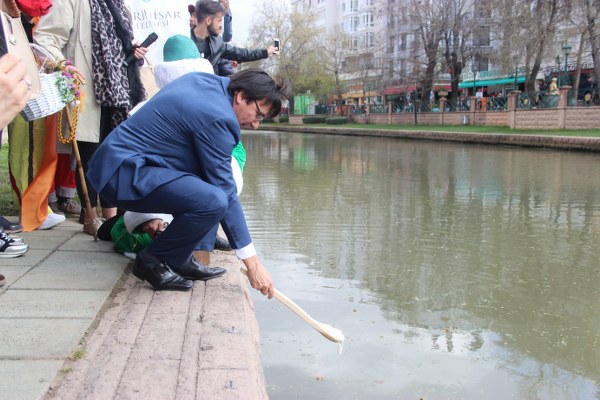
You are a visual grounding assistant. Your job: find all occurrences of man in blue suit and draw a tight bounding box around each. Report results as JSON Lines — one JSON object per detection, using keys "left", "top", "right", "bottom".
{"left": 87, "top": 68, "right": 286, "bottom": 297}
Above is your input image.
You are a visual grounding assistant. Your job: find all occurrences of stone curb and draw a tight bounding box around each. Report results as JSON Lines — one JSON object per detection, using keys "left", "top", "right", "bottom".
{"left": 262, "top": 125, "right": 600, "bottom": 152}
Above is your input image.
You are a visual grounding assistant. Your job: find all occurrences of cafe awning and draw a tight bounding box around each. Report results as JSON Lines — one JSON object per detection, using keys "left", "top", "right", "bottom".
{"left": 459, "top": 76, "right": 526, "bottom": 88}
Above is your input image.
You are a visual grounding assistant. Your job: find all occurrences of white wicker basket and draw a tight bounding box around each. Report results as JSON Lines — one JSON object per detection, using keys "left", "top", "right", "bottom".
{"left": 19, "top": 44, "right": 67, "bottom": 121}
{"left": 20, "top": 71, "right": 66, "bottom": 121}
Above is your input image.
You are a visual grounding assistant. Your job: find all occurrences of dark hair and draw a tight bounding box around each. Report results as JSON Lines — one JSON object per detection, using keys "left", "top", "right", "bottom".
{"left": 228, "top": 68, "right": 289, "bottom": 118}
{"left": 194, "top": 0, "right": 225, "bottom": 21}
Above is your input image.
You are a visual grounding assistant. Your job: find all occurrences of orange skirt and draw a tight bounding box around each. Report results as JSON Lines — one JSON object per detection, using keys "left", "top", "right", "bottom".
{"left": 8, "top": 114, "right": 57, "bottom": 231}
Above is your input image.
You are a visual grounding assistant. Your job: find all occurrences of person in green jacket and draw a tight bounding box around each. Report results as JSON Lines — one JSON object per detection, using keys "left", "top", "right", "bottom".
{"left": 109, "top": 212, "right": 172, "bottom": 258}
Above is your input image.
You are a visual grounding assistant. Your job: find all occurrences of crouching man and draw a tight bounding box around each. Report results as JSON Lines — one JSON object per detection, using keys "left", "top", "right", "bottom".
{"left": 86, "top": 68, "right": 287, "bottom": 298}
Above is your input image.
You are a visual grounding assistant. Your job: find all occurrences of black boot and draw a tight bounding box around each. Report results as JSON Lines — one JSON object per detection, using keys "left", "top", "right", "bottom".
{"left": 133, "top": 249, "right": 193, "bottom": 291}
{"left": 171, "top": 256, "right": 227, "bottom": 281}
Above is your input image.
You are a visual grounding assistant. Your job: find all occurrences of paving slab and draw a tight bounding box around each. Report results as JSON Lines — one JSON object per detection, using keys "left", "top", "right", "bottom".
{"left": 17, "top": 221, "right": 77, "bottom": 242}
{"left": 0, "top": 289, "right": 108, "bottom": 318}
{"left": 0, "top": 318, "right": 90, "bottom": 358}
{"left": 58, "top": 231, "right": 115, "bottom": 253}
{"left": 1, "top": 248, "right": 49, "bottom": 267}
{"left": 0, "top": 265, "right": 34, "bottom": 289}
{"left": 0, "top": 360, "right": 65, "bottom": 400}
{"left": 10, "top": 250, "right": 126, "bottom": 290}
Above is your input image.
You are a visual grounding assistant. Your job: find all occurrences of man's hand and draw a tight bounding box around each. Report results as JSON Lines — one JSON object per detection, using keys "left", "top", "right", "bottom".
{"left": 267, "top": 45, "right": 279, "bottom": 56}
{"left": 242, "top": 255, "right": 274, "bottom": 298}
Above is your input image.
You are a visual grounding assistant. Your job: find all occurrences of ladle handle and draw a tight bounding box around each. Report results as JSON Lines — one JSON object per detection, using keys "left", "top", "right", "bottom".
{"left": 239, "top": 267, "right": 320, "bottom": 328}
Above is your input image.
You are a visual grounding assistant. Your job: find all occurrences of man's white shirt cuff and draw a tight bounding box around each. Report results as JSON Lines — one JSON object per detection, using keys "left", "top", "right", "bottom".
{"left": 236, "top": 243, "right": 256, "bottom": 259}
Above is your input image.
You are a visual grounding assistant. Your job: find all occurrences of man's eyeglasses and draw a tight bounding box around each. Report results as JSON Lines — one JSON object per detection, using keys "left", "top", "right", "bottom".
{"left": 253, "top": 99, "right": 265, "bottom": 124}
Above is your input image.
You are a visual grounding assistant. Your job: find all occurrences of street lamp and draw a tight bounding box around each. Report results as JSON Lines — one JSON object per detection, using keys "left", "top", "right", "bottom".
{"left": 472, "top": 65, "right": 477, "bottom": 97}
{"left": 513, "top": 55, "right": 519, "bottom": 92}
{"left": 562, "top": 44, "right": 572, "bottom": 86}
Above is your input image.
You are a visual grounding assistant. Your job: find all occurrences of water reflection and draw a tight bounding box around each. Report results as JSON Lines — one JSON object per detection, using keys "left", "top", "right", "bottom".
{"left": 242, "top": 130, "right": 600, "bottom": 399}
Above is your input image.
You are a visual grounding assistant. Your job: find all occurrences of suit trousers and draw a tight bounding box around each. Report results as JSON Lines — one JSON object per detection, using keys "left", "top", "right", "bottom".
{"left": 100, "top": 170, "right": 228, "bottom": 267}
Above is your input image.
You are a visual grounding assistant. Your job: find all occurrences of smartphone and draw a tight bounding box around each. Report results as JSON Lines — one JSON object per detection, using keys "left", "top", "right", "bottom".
{"left": 274, "top": 38, "right": 280, "bottom": 51}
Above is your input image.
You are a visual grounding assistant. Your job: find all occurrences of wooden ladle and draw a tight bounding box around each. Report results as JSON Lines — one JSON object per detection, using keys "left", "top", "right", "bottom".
{"left": 240, "top": 267, "right": 345, "bottom": 344}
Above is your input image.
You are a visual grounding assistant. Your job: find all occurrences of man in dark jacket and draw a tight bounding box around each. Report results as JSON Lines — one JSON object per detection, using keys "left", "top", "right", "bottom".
{"left": 190, "top": 0, "right": 277, "bottom": 75}
{"left": 189, "top": 0, "right": 234, "bottom": 76}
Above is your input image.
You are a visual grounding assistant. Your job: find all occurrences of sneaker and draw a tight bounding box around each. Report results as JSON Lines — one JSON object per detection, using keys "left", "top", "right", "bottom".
{"left": 38, "top": 213, "right": 66, "bottom": 230}
{"left": 0, "top": 237, "right": 28, "bottom": 258}
{"left": 9, "top": 236, "right": 25, "bottom": 244}
{"left": 0, "top": 229, "right": 25, "bottom": 245}
{"left": 0, "top": 216, "right": 23, "bottom": 234}
{"left": 49, "top": 202, "right": 65, "bottom": 215}
{"left": 58, "top": 199, "right": 82, "bottom": 215}
{"left": 0, "top": 273, "right": 5, "bottom": 286}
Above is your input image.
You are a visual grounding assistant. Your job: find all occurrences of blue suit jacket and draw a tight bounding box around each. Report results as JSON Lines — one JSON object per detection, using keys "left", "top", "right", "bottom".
{"left": 86, "top": 72, "right": 251, "bottom": 249}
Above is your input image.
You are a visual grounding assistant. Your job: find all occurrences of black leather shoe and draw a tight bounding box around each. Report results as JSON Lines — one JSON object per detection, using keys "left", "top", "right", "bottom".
{"left": 171, "top": 256, "right": 227, "bottom": 281}
{"left": 214, "top": 235, "right": 232, "bottom": 251}
{"left": 133, "top": 250, "right": 194, "bottom": 291}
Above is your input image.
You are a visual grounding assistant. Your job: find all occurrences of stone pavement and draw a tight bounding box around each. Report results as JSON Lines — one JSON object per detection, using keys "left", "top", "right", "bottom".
{"left": 0, "top": 219, "right": 267, "bottom": 400}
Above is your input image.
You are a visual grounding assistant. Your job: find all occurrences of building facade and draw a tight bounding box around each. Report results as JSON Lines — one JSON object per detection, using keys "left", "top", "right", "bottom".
{"left": 291, "top": 0, "right": 594, "bottom": 106}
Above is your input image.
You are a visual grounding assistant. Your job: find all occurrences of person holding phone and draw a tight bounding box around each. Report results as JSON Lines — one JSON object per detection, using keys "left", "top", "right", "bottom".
{"left": 189, "top": 0, "right": 278, "bottom": 75}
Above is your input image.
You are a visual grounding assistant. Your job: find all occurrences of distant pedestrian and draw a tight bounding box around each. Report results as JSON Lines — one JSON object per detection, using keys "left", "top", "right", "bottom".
{"left": 584, "top": 76, "right": 596, "bottom": 105}
{"left": 548, "top": 77, "right": 559, "bottom": 95}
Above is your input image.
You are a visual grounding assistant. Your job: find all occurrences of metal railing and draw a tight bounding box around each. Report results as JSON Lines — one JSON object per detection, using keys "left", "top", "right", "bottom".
{"left": 485, "top": 96, "right": 507, "bottom": 111}
{"left": 370, "top": 104, "right": 388, "bottom": 114}
{"left": 516, "top": 91, "right": 559, "bottom": 109}
{"left": 314, "top": 105, "right": 330, "bottom": 114}
{"left": 391, "top": 103, "right": 415, "bottom": 113}
{"left": 307, "top": 89, "right": 598, "bottom": 117}
{"left": 445, "top": 98, "right": 471, "bottom": 112}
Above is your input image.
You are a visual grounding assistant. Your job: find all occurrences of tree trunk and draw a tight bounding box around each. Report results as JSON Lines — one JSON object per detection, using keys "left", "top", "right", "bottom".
{"left": 586, "top": 0, "right": 600, "bottom": 100}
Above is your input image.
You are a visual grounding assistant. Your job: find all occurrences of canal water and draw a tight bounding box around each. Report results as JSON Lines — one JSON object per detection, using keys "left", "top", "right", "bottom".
{"left": 240, "top": 130, "right": 600, "bottom": 400}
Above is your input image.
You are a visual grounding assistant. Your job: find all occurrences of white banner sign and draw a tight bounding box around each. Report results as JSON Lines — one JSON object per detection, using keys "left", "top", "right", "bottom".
{"left": 125, "top": 0, "right": 193, "bottom": 63}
